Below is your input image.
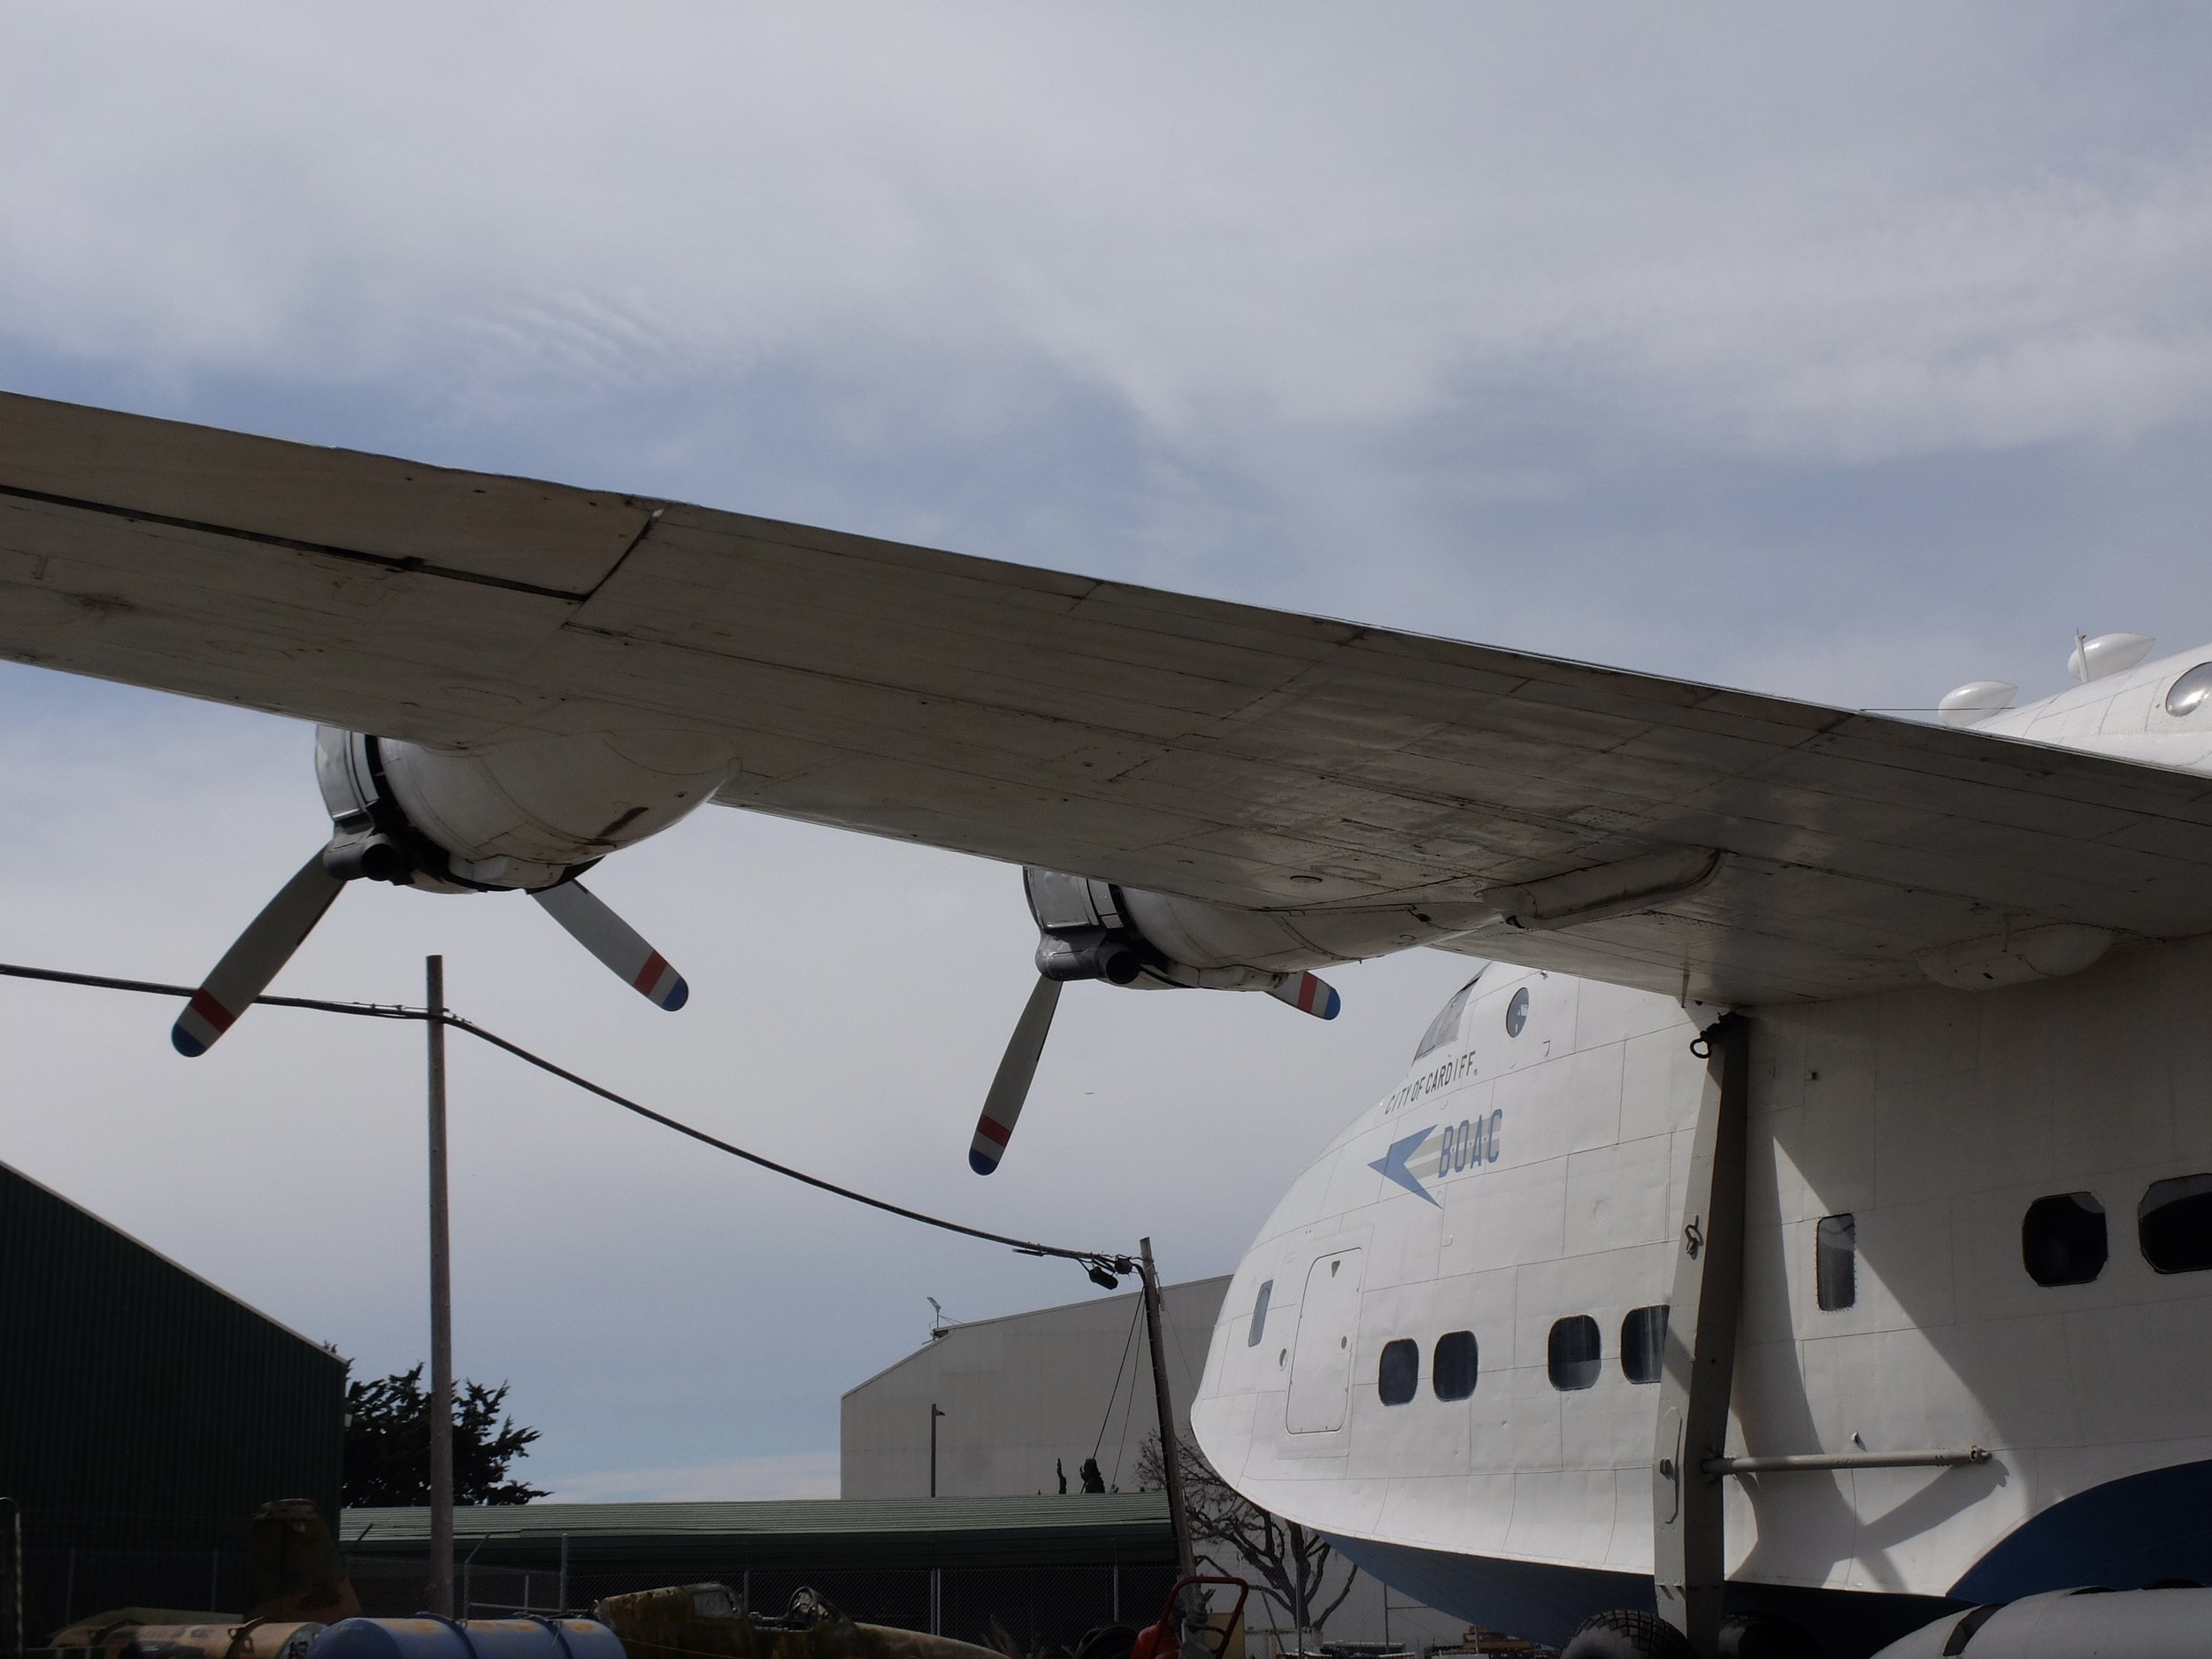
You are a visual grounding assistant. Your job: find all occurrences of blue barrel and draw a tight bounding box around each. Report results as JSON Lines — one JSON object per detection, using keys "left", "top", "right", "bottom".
{"left": 307, "top": 1618, "right": 626, "bottom": 1659}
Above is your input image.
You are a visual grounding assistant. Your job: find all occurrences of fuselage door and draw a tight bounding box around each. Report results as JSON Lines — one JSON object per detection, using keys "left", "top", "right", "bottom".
{"left": 1286, "top": 1247, "right": 1365, "bottom": 1433}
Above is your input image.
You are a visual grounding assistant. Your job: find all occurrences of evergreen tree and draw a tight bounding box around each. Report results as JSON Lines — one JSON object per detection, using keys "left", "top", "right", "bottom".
{"left": 342, "top": 1363, "right": 546, "bottom": 1506}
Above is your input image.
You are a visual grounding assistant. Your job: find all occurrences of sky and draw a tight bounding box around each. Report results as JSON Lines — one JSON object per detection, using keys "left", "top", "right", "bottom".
{"left": 4, "top": 4, "right": 2212, "bottom": 1502}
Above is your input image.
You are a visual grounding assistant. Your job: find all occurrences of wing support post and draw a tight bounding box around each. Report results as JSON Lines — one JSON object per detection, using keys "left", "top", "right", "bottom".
{"left": 1652, "top": 1011, "right": 1748, "bottom": 1656}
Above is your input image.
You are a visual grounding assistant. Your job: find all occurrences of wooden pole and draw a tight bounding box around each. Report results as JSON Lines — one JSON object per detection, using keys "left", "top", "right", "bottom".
{"left": 426, "top": 956, "right": 456, "bottom": 1620}
{"left": 1139, "top": 1237, "right": 1195, "bottom": 1576}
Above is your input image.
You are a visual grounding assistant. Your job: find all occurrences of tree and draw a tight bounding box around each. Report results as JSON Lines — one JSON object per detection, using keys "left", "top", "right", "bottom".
{"left": 343, "top": 1363, "right": 547, "bottom": 1506}
{"left": 1136, "top": 1432, "right": 1357, "bottom": 1640}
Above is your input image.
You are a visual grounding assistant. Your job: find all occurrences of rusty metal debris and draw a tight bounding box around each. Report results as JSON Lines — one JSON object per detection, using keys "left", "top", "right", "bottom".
{"left": 594, "top": 1584, "right": 1005, "bottom": 1659}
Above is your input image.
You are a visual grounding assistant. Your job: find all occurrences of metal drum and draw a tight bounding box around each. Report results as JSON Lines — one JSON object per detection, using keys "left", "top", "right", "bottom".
{"left": 305, "top": 1619, "right": 626, "bottom": 1659}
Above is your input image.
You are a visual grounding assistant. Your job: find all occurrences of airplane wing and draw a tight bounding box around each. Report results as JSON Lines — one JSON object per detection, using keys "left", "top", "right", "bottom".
{"left": 5, "top": 389, "right": 2211, "bottom": 1006}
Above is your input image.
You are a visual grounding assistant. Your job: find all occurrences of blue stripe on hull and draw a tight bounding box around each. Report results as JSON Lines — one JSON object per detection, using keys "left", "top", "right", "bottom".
{"left": 1951, "top": 1456, "right": 2212, "bottom": 1601}
{"left": 1323, "top": 1534, "right": 1958, "bottom": 1656}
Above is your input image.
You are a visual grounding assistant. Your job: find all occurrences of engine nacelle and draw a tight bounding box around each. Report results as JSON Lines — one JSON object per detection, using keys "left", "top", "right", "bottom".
{"left": 1874, "top": 1585, "right": 2212, "bottom": 1657}
{"left": 315, "top": 726, "right": 735, "bottom": 893}
{"left": 1023, "top": 867, "right": 1451, "bottom": 993}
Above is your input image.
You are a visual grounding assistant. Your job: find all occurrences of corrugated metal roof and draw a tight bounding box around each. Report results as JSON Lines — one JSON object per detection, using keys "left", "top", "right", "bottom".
{"left": 347, "top": 1494, "right": 1168, "bottom": 1540}
{"left": 342, "top": 1495, "right": 1176, "bottom": 1570}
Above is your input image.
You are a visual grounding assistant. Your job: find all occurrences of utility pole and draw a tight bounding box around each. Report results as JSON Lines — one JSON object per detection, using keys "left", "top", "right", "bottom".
{"left": 426, "top": 956, "right": 456, "bottom": 1620}
{"left": 1138, "top": 1237, "right": 1195, "bottom": 1576}
{"left": 929, "top": 1404, "right": 945, "bottom": 1497}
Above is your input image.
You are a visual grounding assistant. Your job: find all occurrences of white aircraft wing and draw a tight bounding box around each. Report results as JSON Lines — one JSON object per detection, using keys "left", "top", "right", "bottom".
{"left": 5, "top": 389, "right": 2211, "bottom": 1005}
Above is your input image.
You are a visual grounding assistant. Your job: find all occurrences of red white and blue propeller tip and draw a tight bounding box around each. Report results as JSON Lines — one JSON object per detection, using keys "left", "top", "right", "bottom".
{"left": 969, "top": 973, "right": 1064, "bottom": 1175}
{"left": 173, "top": 852, "right": 348, "bottom": 1056}
{"left": 531, "top": 879, "right": 688, "bottom": 1010}
{"left": 1269, "top": 970, "right": 1342, "bottom": 1020}
{"left": 969, "top": 1117, "right": 1012, "bottom": 1176}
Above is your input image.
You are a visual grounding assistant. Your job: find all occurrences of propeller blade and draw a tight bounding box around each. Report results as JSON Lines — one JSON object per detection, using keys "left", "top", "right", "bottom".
{"left": 172, "top": 851, "right": 348, "bottom": 1056}
{"left": 970, "top": 973, "right": 1064, "bottom": 1175}
{"left": 1267, "top": 969, "right": 1342, "bottom": 1020}
{"left": 530, "top": 879, "right": 688, "bottom": 1010}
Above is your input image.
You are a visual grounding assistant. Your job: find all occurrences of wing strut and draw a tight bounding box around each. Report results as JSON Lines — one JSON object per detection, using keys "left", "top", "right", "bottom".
{"left": 1651, "top": 1013, "right": 1749, "bottom": 1655}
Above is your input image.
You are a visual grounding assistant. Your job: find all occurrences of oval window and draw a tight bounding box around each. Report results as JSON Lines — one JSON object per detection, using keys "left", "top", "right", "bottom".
{"left": 2168, "top": 664, "right": 2212, "bottom": 718}
{"left": 1378, "top": 1338, "right": 1419, "bottom": 1406}
{"left": 1505, "top": 987, "right": 1530, "bottom": 1038}
{"left": 1547, "top": 1314, "right": 1601, "bottom": 1391}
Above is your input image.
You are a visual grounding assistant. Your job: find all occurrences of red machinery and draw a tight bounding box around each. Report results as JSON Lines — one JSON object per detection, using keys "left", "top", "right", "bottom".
{"left": 1129, "top": 1577, "right": 1251, "bottom": 1659}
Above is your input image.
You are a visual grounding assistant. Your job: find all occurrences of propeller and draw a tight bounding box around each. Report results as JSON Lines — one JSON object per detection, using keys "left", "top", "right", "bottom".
{"left": 171, "top": 852, "right": 348, "bottom": 1056}
{"left": 173, "top": 853, "right": 688, "bottom": 1056}
{"left": 969, "top": 974, "right": 1063, "bottom": 1175}
{"left": 531, "top": 878, "right": 689, "bottom": 1010}
{"left": 965, "top": 964, "right": 1339, "bottom": 1176}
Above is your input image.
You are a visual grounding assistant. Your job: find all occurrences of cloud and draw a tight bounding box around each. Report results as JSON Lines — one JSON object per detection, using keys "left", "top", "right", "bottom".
{"left": 3, "top": 5, "right": 2211, "bottom": 1484}
{"left": 544, "top": 1452, "right": 840, "bottom": 1504}
{"left": 7, "top": 6, "right": 2212, "bottom": 464}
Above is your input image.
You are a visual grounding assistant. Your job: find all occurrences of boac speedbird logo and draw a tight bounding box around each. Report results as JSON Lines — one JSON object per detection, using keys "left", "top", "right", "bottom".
{"left": 1368, "top": 1110, "right": 1504, "bottom": 1205}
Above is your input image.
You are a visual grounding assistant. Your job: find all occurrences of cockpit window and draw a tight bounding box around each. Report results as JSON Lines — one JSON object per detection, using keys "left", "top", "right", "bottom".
{"left": 1413, "top": 981, "right": 1475, "bottom": 1061}
{"left": 2167, "top": 664, "right": 2212, "bottom": 718}
{"left": 1247, "top": 1279, "right": 1273, "bottom": 1347}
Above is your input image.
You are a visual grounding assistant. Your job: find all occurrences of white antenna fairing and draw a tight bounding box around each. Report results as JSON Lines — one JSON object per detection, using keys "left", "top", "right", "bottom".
{"left": 2069, "top": 631, "right": 2156, "bottom": 684}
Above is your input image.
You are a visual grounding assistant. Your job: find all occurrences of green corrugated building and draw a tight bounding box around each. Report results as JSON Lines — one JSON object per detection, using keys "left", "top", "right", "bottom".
{"left": 0, "top": 1158, "right": 347, "bottom": 1629}
{"left": 341, "top": 1496, "right": 1181, "bottom": 1647}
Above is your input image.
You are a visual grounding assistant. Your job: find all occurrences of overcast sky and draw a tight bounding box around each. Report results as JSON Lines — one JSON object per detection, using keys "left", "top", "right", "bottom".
{"left": 4, "top": 4, "right": 2212, "bottom": 1502}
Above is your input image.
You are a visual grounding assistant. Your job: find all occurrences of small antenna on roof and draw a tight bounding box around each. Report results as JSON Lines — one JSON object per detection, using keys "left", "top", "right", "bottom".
{"left": 928, "top": 1296, "right": 950, "bottom": 1340}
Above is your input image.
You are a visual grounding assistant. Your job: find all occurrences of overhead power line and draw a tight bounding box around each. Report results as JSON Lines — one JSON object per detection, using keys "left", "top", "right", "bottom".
{"left": 0, "top": 958, "right": 1135, "bottom": 1283}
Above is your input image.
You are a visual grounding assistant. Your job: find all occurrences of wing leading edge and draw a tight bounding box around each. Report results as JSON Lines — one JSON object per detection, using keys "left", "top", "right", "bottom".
{"left": 5, "top": 388, "right": 2212, "bottom": 1006}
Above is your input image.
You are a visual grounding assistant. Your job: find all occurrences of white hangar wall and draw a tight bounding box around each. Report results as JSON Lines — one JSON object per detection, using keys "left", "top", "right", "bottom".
{"left": 841, "top": 1275, "right": 1467, "bottom": 1653}
{"left": 841, "top": 1276, "right": 1233, "bottom": 1499}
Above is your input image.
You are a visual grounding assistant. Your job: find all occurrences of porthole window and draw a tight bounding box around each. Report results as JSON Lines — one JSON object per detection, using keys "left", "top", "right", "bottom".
{"left": 1621, "top": 1305, "right": 1668, "bottom": 1385}
{"left": 2022, "top": 1194, "right": 2107, "bottom": 1286}
{"left": 2167, "top": 663, "right": 2212, "bottom": 718}
{"left": 1816, "top": 1214, "right": 1856, "bottom": 1310}
{"left": 2139, "top": 1174, "right": 2212, "bottom": 1274}
{"left": 1247, "top": 1279, "right": 1274, "bottom": 1347}
{"left": 1547, "top": 1315, "right": 1601, "bottom": 1391}
{"left": 1378, "top": 1338, "right": 1419, "bottom": 1405}
{"left": 1432, "top": 1331, "right": 1478, "bottom": 1401}
{"left": 1505, "top": 987, "right": 1531, "bottom": 1038}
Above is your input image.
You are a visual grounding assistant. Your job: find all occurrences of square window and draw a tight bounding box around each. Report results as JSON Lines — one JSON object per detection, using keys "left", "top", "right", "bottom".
{"left": 1378, "top": 1338, "right": 1419, "bottom": 1406}
{"left": 2023, "top": 1194, "right": 2107, "bottom": 1286}
{"left": 1548, "top": 1315, "right": 1601, "bottom": 1391}
{"left": 1620, "top": 1305, "right": 1667, "bottom": 1385}
{"left": 1432, "top": 1330, "right": 1478, "bottom": 1401}
{"left": 1816, "top": 1214, "right": 1855, "bottom": 1310}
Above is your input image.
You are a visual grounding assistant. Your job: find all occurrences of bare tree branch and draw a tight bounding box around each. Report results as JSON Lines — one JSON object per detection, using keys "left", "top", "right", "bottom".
{"left": 1137, "top": 1432, "right": 1359, "bottom": 1640}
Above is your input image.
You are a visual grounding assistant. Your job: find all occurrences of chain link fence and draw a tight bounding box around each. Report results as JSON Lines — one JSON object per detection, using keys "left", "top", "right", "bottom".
{"left": 349, "top": 1555, "right": 1180, "bottom": 1655}
{"left": 0, "top": 1522, "right": 1179, "bottom": 1659}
